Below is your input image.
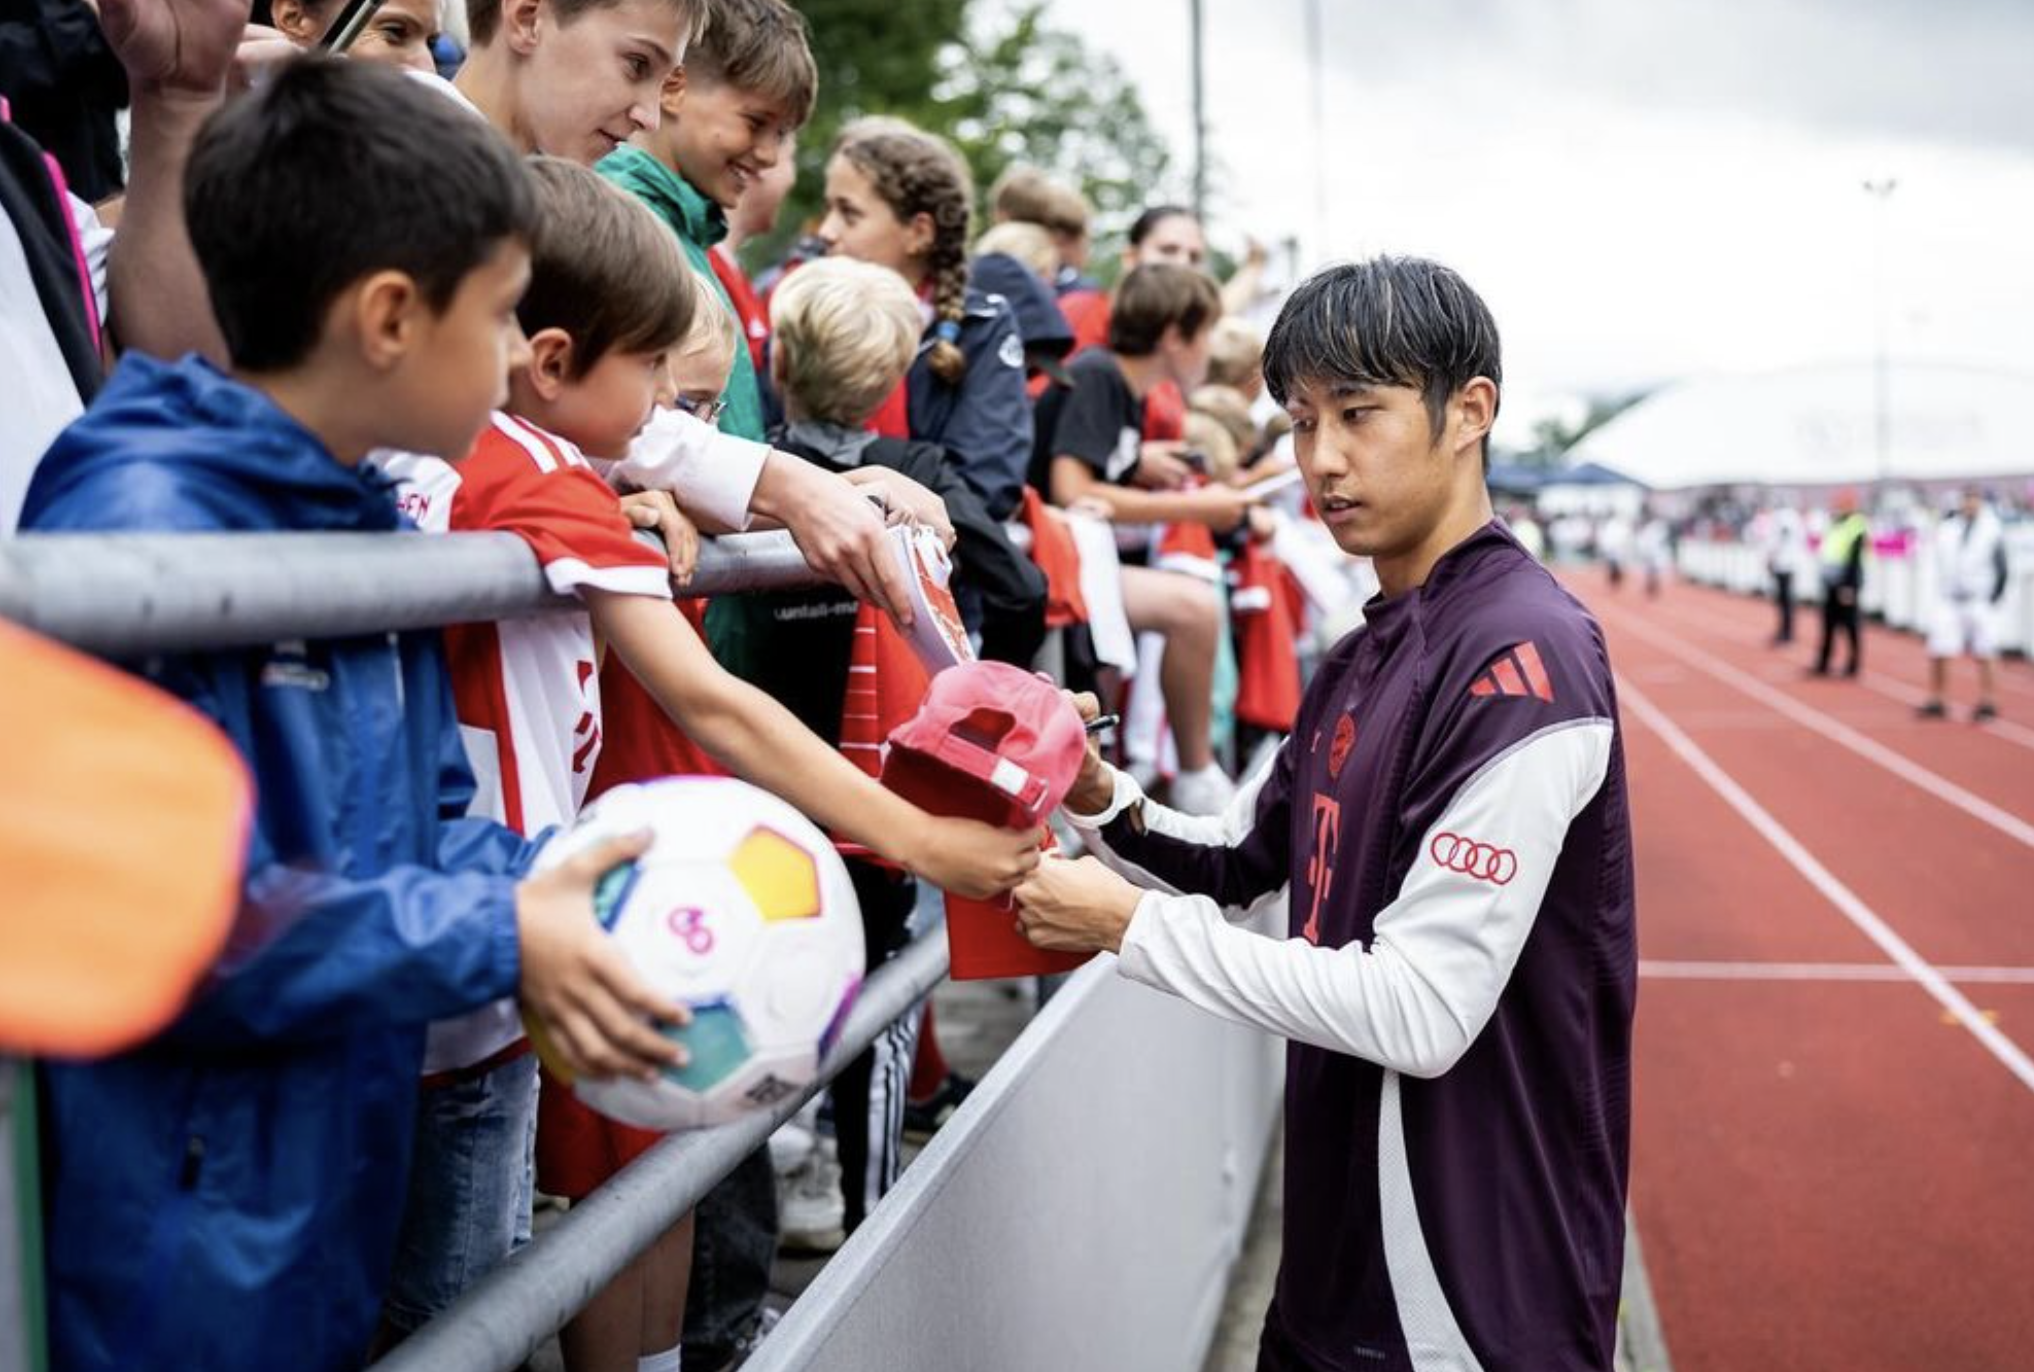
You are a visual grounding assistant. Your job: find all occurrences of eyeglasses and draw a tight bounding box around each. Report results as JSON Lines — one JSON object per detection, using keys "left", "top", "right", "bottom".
{"left": 674, "top": 394, "right": 725, "bottom": 427}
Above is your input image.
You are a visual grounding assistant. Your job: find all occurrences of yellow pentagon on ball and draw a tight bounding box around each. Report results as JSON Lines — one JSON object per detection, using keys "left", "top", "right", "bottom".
{"left": 730, "top": 826, "right": 822, "bottom": 923}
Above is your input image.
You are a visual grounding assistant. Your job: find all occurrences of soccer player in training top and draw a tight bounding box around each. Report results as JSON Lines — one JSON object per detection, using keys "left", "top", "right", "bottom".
{"left": 1015, "top": 257, "right": 1637, "bottom": 1372}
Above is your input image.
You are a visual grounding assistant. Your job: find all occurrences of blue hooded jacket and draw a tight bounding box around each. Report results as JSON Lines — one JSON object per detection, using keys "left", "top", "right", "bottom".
{"left": 20, "top": 353, "right": 538, "bottom": 1372}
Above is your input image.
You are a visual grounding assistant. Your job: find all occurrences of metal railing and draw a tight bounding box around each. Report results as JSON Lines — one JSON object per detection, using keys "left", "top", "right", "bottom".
{"left": 0, "top": 527, "right": 824, "bottom": 655}
{"left": 0, "top": 527, "right": 946, "bottom": 1372}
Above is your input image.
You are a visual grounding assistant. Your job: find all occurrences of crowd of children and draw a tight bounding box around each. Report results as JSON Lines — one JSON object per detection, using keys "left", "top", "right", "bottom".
{"left": 2, "top": 2, "right": 1332, "bottom": 1369}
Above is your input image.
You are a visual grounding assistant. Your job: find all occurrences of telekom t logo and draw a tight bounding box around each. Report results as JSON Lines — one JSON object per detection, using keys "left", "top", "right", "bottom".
{"left": 1304, "top": 792, "right": 1342, "bottom": 944}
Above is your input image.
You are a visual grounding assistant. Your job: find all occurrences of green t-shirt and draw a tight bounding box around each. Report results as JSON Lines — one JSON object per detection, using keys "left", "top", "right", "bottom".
{"left": 596, "top": 146, "right": 766, "bottom": 444}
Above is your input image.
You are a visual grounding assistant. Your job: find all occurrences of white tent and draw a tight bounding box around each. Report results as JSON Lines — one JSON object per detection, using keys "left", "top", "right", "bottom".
{"left": 1570, "top": 361, "right": 2034, "bottom": 490}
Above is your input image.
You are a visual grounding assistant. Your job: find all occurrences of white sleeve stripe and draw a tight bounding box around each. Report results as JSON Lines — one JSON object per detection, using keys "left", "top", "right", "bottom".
{"left": 1116, "top": 721, "right": 1614, "bottom": 1076}
{"left": 1136, "top": 745, "right": 1282, "bottom": 848}
{"left": 492, "top": 414, "right": 560, "bottom": 472}
{"left": 543, "top": 560, "right": 671, "bottom": 599}
{"left": 1064, "top": 749, "right": 1281, "bottom": 908}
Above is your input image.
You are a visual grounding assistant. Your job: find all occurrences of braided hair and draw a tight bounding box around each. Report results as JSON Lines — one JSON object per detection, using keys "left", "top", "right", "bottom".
{"left": 835, "top": 119, "right": 975, "bottom": 385}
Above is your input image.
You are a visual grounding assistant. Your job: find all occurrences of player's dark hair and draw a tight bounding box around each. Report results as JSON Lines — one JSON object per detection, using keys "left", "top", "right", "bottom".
{"left": 185, "top": 56, "right": 534, "bottom": 373}
{"left": 1128, "top": 204, "right": 1197, "bottom": 247}
{"left": 1263, "top": 256, "right": 1503, "bottom": 463}
{"left": 1109, "top": 264, "right": 1221, "bottom": 357}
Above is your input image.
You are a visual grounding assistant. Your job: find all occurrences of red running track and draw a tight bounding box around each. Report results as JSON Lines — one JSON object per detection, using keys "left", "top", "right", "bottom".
{"left": 1570, "top": 568, "right": 2034, "bottom": 1372}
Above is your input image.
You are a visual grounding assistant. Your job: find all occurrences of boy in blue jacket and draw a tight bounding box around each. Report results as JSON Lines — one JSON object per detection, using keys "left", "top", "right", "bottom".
{"left": 19, "top": 58, "right": 685, "bottom": 1372}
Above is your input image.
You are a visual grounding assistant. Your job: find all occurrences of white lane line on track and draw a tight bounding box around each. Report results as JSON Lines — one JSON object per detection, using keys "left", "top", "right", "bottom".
{"left": 1618, "top": 674, "right": 2034, "bottom": 1096}
{"left": 1605, "top": 605, "right": 2034, "bottom": 850}
{"left": 1642, "top": 960, "right": 2034, "bottom": 985}
{"left": 1648, "top": 595, "right": 2034, "bottom": 753}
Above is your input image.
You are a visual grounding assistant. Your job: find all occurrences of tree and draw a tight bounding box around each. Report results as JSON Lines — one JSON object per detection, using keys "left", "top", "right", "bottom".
{"left": 749, "top": 0, "right": 1175, "bottom": 269}
{"left": 938, "top": 3, "right": 1178, "bottom": 244}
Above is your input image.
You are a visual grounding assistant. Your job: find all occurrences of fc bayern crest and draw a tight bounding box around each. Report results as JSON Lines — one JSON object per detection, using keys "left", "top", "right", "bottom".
{"left": 1328, "top": 713, "right": 1356, "bottom": 780}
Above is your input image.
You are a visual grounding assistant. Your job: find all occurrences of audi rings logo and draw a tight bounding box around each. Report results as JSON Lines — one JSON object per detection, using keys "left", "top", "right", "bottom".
{"left": 1430, "top": 832, "right": 1518, "bottom": 886}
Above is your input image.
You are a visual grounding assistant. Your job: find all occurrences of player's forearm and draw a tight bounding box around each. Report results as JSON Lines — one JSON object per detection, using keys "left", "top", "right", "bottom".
{"left": 1116, "top": 892, "right": 1473, "bottom": 1077}
{"left": 1067, "top": 762, "right": 1288, "bottom": 912}
{"left": 108, "top": 90, "right": 227, "bottom": 362}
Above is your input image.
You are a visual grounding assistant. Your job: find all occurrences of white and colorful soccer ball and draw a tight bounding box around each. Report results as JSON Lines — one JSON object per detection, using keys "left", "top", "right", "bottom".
{"left": 531, "top": 777, "right": 865, "bottom": 1131}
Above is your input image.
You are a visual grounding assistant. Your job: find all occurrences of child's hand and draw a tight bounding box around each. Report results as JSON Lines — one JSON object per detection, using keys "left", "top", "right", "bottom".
{"left": 843, "top": 467, "right": 956, "bottom": 550}
{"left": 620, "top": 489, "right": 701, "bottom": 589}
{"left": 1132, "top": 442, "right": 1195, "bottom": 491}
{"left": 904, "top": 817, "right": 1043, "bottom": 899}
{"left": 515, "top": 830, "right": 688, "bottom": 1082}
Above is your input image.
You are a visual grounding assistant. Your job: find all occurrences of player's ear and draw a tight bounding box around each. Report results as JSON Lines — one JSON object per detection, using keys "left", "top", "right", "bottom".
{"left": 1451, "top": 377, "right": 1498, "bottom": 460}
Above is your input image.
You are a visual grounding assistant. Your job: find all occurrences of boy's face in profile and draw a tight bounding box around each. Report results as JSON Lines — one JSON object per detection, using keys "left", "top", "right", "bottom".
{"left": 542, "top": 345, "right": 676, "bottom": 458}
{"left": 1285, "top": 376, "right": 1459, "bottom": 560}
{"left": 663, "top": 75, "right": 796, "bottom": 209}
{"left": 384, "top": 242, "right": 534, "bottom": 459}
{"left": 520, "top": 0, "right": 686, "bottom": 165}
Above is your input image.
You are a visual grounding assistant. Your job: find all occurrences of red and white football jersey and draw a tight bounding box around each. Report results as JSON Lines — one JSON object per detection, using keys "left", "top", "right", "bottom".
{"left": 382, "top": 413, "right": 671, "bottom": 1070}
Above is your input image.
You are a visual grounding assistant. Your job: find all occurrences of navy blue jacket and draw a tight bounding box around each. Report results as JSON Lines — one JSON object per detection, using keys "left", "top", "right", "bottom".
{"left": 20, "top": 353, "right": 538, "bottom": 1372}
{"left": 907, "top": 285, "right": 1034, "bottom": 522}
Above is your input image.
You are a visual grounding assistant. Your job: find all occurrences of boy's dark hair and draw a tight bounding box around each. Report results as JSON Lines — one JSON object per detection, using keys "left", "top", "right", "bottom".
{"left": 1109, "top": 264, "right": 1221, "bottom": 357}
{"left": 684, "top": 0, "right": 818, "bottom": 128}
{"left": 185, "top": 57, "right": 534, "bottom": 373}
{"left": 1129, "top": 204, "right": 1197, "bottom": 248}
{"left": 468, "top": 0, "right": 705, "bottom": 50}
{"left": 519, "top": 157, "right": 695, "bottom": 378}
{"left": 1263, "top": 256, "right": 1503, "bottom": 461}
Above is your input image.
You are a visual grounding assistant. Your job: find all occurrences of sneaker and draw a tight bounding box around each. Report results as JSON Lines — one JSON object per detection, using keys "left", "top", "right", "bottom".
{"left": 777, "top": 1137, "right": 845, "bottom": 1254}
{"left": 903, "top": 1071, "right": 975, "bottom": 1140}
{"left": 1916, "top": 700, "right": 1947, "bottom": 720}
{"left": 1170, "top": 763, "right": 1236, "bottom": 816}
{"left": 1974, "top": 701, "right": 2000, "bottom": 723}
{"left": 768, "top": 1118, "right": 814, "bottom": 1176}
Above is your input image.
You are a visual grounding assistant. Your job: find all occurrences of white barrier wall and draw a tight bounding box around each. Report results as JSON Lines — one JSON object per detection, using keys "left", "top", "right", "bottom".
{"left": 746, "top": 945, "right": 1286, "bottom": 1372}
{"left": 1677, "top": 530, "right": 2034, "bottom": 655}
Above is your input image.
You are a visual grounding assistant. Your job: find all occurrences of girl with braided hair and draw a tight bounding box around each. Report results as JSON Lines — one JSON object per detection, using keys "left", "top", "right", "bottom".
{"left": 819, "top": 117, "right": 1037, "bottom": 522}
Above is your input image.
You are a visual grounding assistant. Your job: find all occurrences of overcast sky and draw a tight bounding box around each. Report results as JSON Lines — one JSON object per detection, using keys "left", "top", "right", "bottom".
{"left": 1034, "top": 0, "right": 2034, "bottom": 446}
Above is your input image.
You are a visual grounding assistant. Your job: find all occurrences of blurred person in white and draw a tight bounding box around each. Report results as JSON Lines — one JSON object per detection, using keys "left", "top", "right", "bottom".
{"left": 1918, "top": 486, "right": 2009, "bottom": 722}
{"left": 1635, "top": 509, "right": 1670, "bottom": 598}
{"left": 1763, "top": 498, "right": 1811, "bottom": 645}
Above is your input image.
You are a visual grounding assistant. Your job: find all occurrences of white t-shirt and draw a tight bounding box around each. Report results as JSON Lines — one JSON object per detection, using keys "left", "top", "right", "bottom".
{"left": 2, "top": 194, "right": 110, "bottom": 530}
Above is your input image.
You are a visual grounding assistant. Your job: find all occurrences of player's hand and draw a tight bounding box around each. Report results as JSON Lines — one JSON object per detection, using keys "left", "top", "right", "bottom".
{"left": 843, "top": 466, "right": 956, "bottom": 550}
{"left": 903, "top": 816, "right": 1041, "bottom": 899}
{"left": 516, "top": 830, "right": 688, "bottom": 1082}
{"left": 101, "top": 0, "right": 249, "bottom": 96}
{"left": 756, "top": 455, "right": 915, "bottom": 628}
{"left": 1132, "top": 442, "right": 1194, "bottom": 491}
{"left": 1061, "top": 690, "right": 1115, "bottom": 816}
{"left": 1246, "top": 504, "right": 1278, "bottom": 542}
{"left": 1191, "top": 483, "right": 1254, "bottom": 535}
{"left": 1014, "top": 855, "right": 1141, "bottom": 954}
{"left": 620, "top": 488, "right": 701, "bottom": 589}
